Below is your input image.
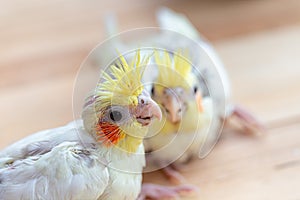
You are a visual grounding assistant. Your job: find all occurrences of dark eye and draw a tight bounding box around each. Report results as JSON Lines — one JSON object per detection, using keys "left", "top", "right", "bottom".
{"left": 193, "top": 86, "right": 198, "bottom": 94}
{"left": 178, "top": 108, "right": 182, "bottom": 113}
{"left": 106, "top": 106, "right": 130, "bottom": 124}
{"left": 109, "top": 110, "right": 123, "bottom": 122}
{"left": 151, "top": 86, "right": 155, "bottom": 95}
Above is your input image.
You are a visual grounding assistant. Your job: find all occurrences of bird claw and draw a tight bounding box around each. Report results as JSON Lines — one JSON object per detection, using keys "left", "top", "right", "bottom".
{"left": 138, "top": 183, "right": 199, "bottom": 200}
{"left": 227, "top": 105, "right": 266, "bottom": 136}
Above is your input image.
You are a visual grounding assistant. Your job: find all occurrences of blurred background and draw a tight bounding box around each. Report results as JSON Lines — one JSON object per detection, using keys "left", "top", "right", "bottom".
{"left": 1, "top": 0, "right": 300, "bottom": 199}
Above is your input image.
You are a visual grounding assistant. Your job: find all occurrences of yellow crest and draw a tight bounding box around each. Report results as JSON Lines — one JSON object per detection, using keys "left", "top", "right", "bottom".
{"left": 155, "top": 49, "right": 194, "bottom": 90}
{"left": 95, "top": 50, "right": 150, "bottom": 110}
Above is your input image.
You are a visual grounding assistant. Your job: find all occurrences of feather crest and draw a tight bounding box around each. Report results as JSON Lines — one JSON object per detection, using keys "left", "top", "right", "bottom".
{"left": 95, "top": 50, "right": 150, "bottom": 110}
{"left": 155, "top": 49, "right": 194, "bottom": 90}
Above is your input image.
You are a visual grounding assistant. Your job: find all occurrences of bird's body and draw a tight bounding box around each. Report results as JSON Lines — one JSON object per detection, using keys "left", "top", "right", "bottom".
{"left": 0, "top": 120, "right": 144, "bottom": 200}
{"left": 0, "top": 51, "right": 163, "bottom": 200}
{"left": 142, "top": 49, "right": 219, "bottom": 179}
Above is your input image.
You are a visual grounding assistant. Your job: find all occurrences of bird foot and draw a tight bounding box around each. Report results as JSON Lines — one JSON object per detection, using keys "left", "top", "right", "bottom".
{"left": 228, "top": 105, "right": 266, "bottom": 136}
{"left": 138, "top": 183, "right": 198, "bottom": 200}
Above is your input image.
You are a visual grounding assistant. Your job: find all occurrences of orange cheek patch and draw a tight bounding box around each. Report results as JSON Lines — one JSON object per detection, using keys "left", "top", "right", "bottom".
{"left": 95, "top": 122, "right": 122, "bottom": 146}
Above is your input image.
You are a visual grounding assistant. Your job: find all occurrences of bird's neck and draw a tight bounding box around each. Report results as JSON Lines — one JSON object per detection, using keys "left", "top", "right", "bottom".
{"left": 115, "top": 133, "right": 144, "bottom": 153}
{"left": 113, "top": 123, "right": 148, "bottom": 154}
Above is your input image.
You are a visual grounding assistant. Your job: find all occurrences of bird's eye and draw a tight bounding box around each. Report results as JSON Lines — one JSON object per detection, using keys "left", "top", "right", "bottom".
{"left": 106, "top": 106, "right": 130, "bottom": 124}
{"left": 109, "top": 110, "right": 122, "bottom": 122}
{"left": 151, "top": 86, "right": 155, "bottom": 95}
{"left": 193, "top": 86, "right": 198, "bottom": 94}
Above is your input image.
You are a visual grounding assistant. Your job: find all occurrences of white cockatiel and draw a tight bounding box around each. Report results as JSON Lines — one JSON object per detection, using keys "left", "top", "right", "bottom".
{"left": 143, "top": 8, "right": 265, "bottom": 183}
{"left": 143, "top": 50, "right": 215, "bottom": 184}
{"left": 0, "top": 51, "right": 164, "bottom": 200}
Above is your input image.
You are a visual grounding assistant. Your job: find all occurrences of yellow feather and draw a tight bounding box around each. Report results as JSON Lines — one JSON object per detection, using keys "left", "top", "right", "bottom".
{"left": 95, "top": 50, "right": 150, "bottom": 111}
{"left": 117, "top": 121, "right": 148, "bottom": 153}
{"left": 155, "top": 49, "right": 195, "bottom": 89}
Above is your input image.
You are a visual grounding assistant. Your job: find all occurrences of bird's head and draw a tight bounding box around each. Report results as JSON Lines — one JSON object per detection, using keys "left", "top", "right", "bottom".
{"left": 152, "top": 50, "right": 203, "bottom": 124}
{"left": 82, "top": 50, "right": 162, "bottom": 153}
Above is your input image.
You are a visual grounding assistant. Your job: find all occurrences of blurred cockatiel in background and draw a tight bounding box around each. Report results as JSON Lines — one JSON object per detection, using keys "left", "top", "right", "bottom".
{"left": 143, "top": 8, "right": 265, "bottom": 183}
{"left": 0, "top": 50, "right": 194, "bottom": 200}
{"left": 143, "top": 49, "right": 214, "bottom": 183}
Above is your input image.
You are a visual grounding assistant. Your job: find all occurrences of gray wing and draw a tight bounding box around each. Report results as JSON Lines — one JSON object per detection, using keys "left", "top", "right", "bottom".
{"left": 0, "top": 121, "right": 109, "bottom": 200}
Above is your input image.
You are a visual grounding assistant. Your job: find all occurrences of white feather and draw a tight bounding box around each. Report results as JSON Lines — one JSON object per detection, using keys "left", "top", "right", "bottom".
{"left": 0, "top": 120, "right": 145, "bottom": 200}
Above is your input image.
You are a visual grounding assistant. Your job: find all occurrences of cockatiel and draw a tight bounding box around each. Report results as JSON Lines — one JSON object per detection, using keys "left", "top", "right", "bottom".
{"left": 144, "top": 50, "right": 215, "bottom": 183}
{"left": 142, "top": 8, "right": 265, "bottom": 183}
{"left": 0, "top": 51, "right": 164, "bottom": 200}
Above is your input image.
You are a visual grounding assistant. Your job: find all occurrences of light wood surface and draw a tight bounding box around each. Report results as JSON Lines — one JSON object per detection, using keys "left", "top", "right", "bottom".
{"left": 1, "top": 0, "right": 300, "bottom": 199}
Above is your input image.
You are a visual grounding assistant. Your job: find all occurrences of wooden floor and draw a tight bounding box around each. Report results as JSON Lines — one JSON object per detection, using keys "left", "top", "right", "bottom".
{"left": 1, "top": 0, "right": 300, "bottom": 199}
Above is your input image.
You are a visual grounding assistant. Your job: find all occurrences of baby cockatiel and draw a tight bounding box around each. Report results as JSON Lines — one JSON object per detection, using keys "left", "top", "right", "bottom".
{"left": 141, "top": 8, "right": 265, "bottom": 184}
{"left": 0, "top": 51, "right": 163, "bottom": 199}
{"left": 144, "top": 50, "right": 214, "bottom": 183}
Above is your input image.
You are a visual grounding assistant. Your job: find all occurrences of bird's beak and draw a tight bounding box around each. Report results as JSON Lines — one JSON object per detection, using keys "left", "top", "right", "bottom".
{"left": 134, "top": 90, "right": 162, "bottom": 126}
{"left": 168, "top": 94, "right": 182, "bottom": 124}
